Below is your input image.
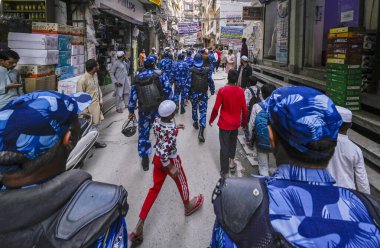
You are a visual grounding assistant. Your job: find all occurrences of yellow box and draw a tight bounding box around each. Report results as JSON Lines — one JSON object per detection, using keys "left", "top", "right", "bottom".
{"left": 24, "top": 75, "right": 56, "bottom": 93}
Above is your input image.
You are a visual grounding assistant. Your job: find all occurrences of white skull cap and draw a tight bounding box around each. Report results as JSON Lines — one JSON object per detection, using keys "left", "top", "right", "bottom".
{"left": 158, "top": 100, "right": 177, "bottom": 117}
{"left": 116, "top": 51, "right": 124, "bottom": 57}
{"left": 336, "top": 106, "right": 352, "bottom": 123}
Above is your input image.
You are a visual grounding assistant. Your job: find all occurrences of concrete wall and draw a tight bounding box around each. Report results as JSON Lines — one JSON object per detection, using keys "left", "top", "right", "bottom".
{"left": 364, "top": 0, "right": 379, "bottom": 31}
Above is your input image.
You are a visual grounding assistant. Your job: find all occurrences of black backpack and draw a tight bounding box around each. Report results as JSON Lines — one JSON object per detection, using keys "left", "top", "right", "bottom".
{"left": 190, "top": 67, "right": 210, "bottom": 93}
{"left": 134, "top": 73, "right": 163, "bottom": 112}
{"left": 247, "top": 87, "right": 261, "bottom": 121}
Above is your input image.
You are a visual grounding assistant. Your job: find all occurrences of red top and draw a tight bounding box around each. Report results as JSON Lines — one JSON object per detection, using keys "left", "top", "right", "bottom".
{"left": 216, "top": 50, "right": 222, "bottom": 61}
{"left": 210, "top": 85, "right": 248, "bottom": 130}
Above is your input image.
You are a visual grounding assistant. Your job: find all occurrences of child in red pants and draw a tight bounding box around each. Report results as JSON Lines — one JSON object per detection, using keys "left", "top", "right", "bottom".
{"left": 129, "top": 100, "right": 204, "bottom": 244}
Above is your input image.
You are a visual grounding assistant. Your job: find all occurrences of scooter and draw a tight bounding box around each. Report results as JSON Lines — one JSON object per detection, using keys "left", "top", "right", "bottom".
{"left": 66, "top": 113, "right": 99, "bottom": 170}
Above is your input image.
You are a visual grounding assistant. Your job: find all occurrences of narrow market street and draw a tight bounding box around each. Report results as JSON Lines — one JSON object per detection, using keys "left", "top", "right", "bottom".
{"left": 82, "top": 70, "right": 247, "bottom": 248}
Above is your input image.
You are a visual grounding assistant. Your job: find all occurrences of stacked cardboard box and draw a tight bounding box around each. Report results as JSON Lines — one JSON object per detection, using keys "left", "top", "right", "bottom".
{"left": 326, "top": 27, "right": 364, "bottom": 111}
{"left": 8, "top": 32, "right": 58, "bottom": 93}
{"left": 70, "top": 26, "right": 85, "bottom": 76}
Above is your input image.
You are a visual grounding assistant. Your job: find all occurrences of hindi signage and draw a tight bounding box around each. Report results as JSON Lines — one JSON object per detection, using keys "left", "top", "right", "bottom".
{"left": 220, "top": 27, "right": 243, "bottom": 44}
{"left": 178, "top": 22, "right": 200, "bottom": 35}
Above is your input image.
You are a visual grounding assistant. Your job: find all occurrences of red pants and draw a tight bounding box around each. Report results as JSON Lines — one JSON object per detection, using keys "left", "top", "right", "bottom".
{"left": 139, "top": 155, "right": 190, "bottom": 220}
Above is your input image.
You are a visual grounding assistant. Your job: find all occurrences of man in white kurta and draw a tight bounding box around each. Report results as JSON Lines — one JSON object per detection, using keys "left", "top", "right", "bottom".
{"left": 327, "top": 106, "right": 370, "bottom": 194}
{"left": 110, "top": 51, "right": 131, "bottom": 113}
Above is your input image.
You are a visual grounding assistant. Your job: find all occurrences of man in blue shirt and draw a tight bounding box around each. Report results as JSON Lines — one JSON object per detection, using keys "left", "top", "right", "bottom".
{"left": 211, "top": 86, "right": 380, "bottom": 248}
{"left": 184, "top": 50, "right": 194, "bottom": 68}
{"left": 0, "top": 91, "right": 129, "bottom": 247}
{"left": 128, "top": 56, "right": 173, "bottom": 171}
{"left": 157, "top": 51, "right": 173, "bottom": 82}
{"left": 170, "top": 53, "right": 190, "bottom": 114}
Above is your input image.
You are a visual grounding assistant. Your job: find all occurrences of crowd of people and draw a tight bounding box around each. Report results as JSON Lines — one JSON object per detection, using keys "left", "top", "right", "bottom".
{"left": 0, "top": 38, "right": 379, "bottom": 248}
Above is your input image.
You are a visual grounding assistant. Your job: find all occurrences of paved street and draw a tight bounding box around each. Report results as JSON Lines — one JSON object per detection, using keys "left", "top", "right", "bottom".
{"left": 83, "top": 70, "right": 236, "bottom": 248}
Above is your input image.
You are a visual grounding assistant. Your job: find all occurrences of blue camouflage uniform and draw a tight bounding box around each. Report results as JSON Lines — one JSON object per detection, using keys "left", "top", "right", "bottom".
{"left": 128, "top": 68, "right": 172, "bottom": 158}
{"left": 185, "top": 55, "right": 194, "bottom": 68}
{"left": 208, "top": 53, "right": 216, "bottom": 73}
{"left": 170, "top": 58, "right": 190, "bottom": 110}
{"left": 187, "top": 63, "right": 215, "bottom": 128}
{"left": 157, "top": 57, "right": 173, "bottom": 81}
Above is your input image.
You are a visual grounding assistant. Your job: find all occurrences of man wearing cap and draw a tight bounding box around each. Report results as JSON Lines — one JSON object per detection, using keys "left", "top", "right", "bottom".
{"left": 77, "top": 59, "right": 107, "bottom": 148}
{"left": 327, "top": 106, "right": 370, "bottom": 194}
{"left": 128, "top": 56, "right": 172, "bottom": 171}
{"left": 129, "top": 100, "right": 203, "bottom": 244}
{"left": 110, "top": 51, "right": 131, "bottom": 114}
{"left": 187, "top": 53, "right": 215, "bottom": 142}
{"left": 157, "top": 51, "right": 174, "bottom": 82}
{"left": 170, "top": 53, "right": 190, "bottom": 114}
{"left": 185, "top": 50, "right": 194, "bottom": 68}
{"left": 150, "top": 48, "right": 158, "bottom": 62}
{"left": 0, "top": 91, "right": 129, "bottom": 247}
{"left": 210, "top": 86, "right": 380, "bottom": 247}
{"left": 237, "top": 55, "right": 252, "bottom": 88}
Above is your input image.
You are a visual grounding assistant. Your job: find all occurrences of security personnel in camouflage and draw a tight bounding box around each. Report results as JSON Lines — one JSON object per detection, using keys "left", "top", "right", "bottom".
{"left": 170, "top": 53, "right": 190, "bottom": 114}
{"left": 185, "top": 50, "right": 194, "bottom": 68}
{"left": 157, "top": 51, "right": 173, "bottom": 82}
{"left": 128, "top": 56, "right": 173, "bottom": 171}
{"left": 187, "top": 53, "right": 215, "bottom": 143}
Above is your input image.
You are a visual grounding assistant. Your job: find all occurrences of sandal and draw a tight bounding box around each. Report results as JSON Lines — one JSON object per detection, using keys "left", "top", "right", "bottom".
{"left": 229, "top": 160, "right": 237, "bottom": 173}
{"left": 185, "top": 194, "right": 204, "bottom": 216}
{"left": 129, "top": 232, "right": 143, "bottom": 244}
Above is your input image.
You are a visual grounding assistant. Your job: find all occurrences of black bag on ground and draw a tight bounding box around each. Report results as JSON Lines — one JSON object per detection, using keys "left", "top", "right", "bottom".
{"left": 190, "top": 67, "right": 210, "bottom": 93}
{"left": 134, "top": 73, "right": 163, "bottom": 112}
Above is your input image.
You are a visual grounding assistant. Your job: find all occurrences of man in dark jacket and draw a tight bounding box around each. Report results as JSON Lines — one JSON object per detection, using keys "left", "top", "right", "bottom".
{"left": 237, "top": 56, "right": 252, "bottom": 88}
{"left": 0, "top": 91, "right": 129, "bottom": 247}
{"left": 241, "top": 38, "right": 248, "bottom": 57}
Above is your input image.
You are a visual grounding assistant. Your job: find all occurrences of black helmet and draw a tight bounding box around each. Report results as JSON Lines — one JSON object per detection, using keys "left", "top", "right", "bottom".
{"left": 122, "top": 118, "right": 137, "bottom": 137}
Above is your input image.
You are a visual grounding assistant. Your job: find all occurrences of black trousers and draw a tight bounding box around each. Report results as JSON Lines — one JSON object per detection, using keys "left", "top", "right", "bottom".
{"left": 219, "top": 128, "right": 238, "bottom": 174}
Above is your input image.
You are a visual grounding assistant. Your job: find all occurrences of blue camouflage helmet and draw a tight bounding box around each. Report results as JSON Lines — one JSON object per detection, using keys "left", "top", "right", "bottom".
{"left": 193, "top": 54, "right": 204, "bottom": 67}
{"left": 144, "top": 56, "right": 156, "bottom": 67}
{"left": 164, "top": 51, "right": 170, "bottom": 57}
{"left": 177, "top": 53, "right": 185, "bottom": 60}
{"left": 0, "top": 91, "right": 92, "bottom": 162}
{"left": 187, "top": 50, "right": 193, "bottom": 56}
{"left": 266, "top": 86, "right": 343, "bottom": 155}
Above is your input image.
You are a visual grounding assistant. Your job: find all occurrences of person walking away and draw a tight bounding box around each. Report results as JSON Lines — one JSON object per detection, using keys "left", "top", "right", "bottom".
{"left": 225, "top": 49, "right": 235, "bottom": 74}
{"left": 221, "top": 47, "right": 228, "bottom": 70}
{"left": 77, "top": 59, "right": 107, "bottom": 148}
{"left": 139, "top": 49, "right": 146, "bottom": 68}
{"left": 213, "top": 49, "right": 219, "bottom": 73}
{"left": 128, "top": 56, "right": 173, "bottom": 171}
{"left": 202, "top": 49, "right": 211, "bottom": 68}
{"left": 236, "top": 50, "right": 241, "bottom": 70}
{"left": 0, "top": 91, "right": 129, "bottom": 247}
{"left": 208, "top": 50, "right": 216, "bottom": 73}
{"left": 170, "top": 53, "right": 190, "bottom": 114}
{"left": 243, "top": 75, "right": 262, "bottom": 143}
{"left": 187, "top": 54, "right": 215, "bottom": 142}
{"left": 110, "top": 51, "right": 131, "bottom": 114}
{"left": 248, "top": 84, "right": 276, "bottom": 176}
{"left": 185, "top": 50, "right": 194, "bottom": 68}
{"left": 216, "top": 48, "right": 222, "bottom": 72}
{"left": 129, "top": 100, "right": 204, "bottom": 244}
{"left": 241, "top": 37, "right": 248, "bottom": 57}
{"left": 157, "top": 51, "right": 174, "bottom": 83}
{"left": 209, "top": 69, "right": 248, "bottom": 178}
{"left": 150, "top": 47, "right": 158, "bottom": 62}
{"left": 237, "top": 55, "right": 252, "bottom": 88}
{"left": 0, "top": 50, "right": 22, "bottom": 109}
{"left": 327, "top": 106, "right": 370, "bottom": 194}
{"left": 211, "top": 86, "right": 380, "bottom": 248}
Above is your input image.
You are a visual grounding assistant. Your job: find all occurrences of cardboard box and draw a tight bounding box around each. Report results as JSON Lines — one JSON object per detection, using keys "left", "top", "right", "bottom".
{"left": 55, "top": 66, "right": 74, "bottom": 80}
{"left": 72, "top": 27, "right": 85, "bottom": 36}
{"left": 58, "top": 75, "right": 82, "bottom": 95}
{"left": 71, "top": 55, "right": 85, "bottom": 66}
{"left": 32, "top": 22, "right": 68, "bottom": 35}
{"left": 56, "top": 35, "right": 72, "bottom": 51}
{"left": 73, "top": 64, "right": 85, "bottom": 76}
{"left": 58, "top": 51, "right": 71, "bottom": 67}
{"left": 71, "top": 36, "right": 84, "bottom": 45}
{"left": 16, "top": 64, "right": 55, "bottom": 78}
{"left": 13, "top": 49, "right": 59, "bottom": 59}
{"left": 24, "top": 75, "right": 56, "bottom": 93}
{"left": 18, "top": 56, "right": 58, "bottom": 65}
{"left": 71, "top": 45, "right": 85, "bottom": 55}
{"left": 8, "top": 33, "right": 58, "bottom": 50}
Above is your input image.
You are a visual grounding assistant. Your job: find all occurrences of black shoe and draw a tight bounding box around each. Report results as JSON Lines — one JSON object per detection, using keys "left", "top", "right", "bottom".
{"left": 181, "top": 108, "right": 186, "bottom": 114}
{"left": 142, "top": 156, "right": 149, "bottom": 171}
{"left": 94, "top": 141, "right": 107, "bottom": 148}
{"left": 193, "top": 122, "right": 199, "bottom": 130}
{"left": 175, "top": 106, "right": 179, "bottom": 113}
{"left": 198, "top": 127, "right": 205, "bottom": 143}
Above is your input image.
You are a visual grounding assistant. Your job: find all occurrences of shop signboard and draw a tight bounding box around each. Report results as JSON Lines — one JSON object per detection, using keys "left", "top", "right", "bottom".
{"left": 178, "top": 22, "right": 201, "bottom": 35}
{"left": 220, "top": 26, "right": 243, "bottom": 45}
{"left": 149, "top": 0, "right": 161, "bottom": 6}
{"left": 226, "top": 15, "right": 245, "bottom": 27}
{"left": 100, "top": 0, "right": 145, "bottom": 24}
{"left": 242, "top": 7, "right": 263, "bottom": 21}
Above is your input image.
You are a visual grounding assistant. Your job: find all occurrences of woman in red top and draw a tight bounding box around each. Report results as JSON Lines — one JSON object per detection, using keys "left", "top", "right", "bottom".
{"left": 209, "top": 69, "right": 248, "bottom": 178}
{"left": 216, "top": 48, "right": 222, "bottom": 72}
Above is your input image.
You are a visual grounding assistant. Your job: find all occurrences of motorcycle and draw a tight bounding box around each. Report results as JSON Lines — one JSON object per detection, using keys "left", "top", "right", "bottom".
{"left": 66, "top": 113, "right": 99, "bottom": 170}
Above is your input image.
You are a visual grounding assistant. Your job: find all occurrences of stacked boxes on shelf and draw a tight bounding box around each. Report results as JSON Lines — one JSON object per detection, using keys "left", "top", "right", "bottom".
{"left": 8, "top": 32, "right": 58, "bottom": 93}
{"left": 71, "top": 26, "right": 85, "bottom": 76}
{"left": 326, "top": 27, "right": 364, "bottom": 111}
